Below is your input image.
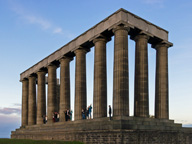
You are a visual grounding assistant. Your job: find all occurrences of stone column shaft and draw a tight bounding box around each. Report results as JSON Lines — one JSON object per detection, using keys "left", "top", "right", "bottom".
{"left": 47, "top": 64, "right": 57, "bottom": 123}
{"left": 37, "top": 71, "right": 46, "bottom": 125}
{"left": 21, "top": 79, "right": 28, "bottom": 127}
{"left": 28, "top": 76, "right": 36, "bottom": 125}
{"left": 155, "top": 43, "right": 169, "bottom": 119}
{"left": 59, "top": 57, "right": 71, "bottom": 122}
{"left": 134, "top": 34, "right": 149, "bottom": 117}
{"left": 93, "top": 38, "right": 107, "bottom": 118}
{"left": 113, "top": 26, "right": 129, "bottom": 116}
{"left": 75, "top": 48, "right": 87, "bottom": 120}
{"left": 56, "top": 83, "right": 60, "bottom": 113}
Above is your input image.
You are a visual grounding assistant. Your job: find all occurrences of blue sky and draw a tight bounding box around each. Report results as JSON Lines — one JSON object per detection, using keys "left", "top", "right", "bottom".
{"left": 0, "top": 0, "right": 192, "bottom": 138}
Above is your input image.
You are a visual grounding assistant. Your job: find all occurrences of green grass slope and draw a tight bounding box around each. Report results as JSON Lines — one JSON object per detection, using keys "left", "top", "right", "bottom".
{"left": 0, "top": 139, "right": 83, "bottom": 144}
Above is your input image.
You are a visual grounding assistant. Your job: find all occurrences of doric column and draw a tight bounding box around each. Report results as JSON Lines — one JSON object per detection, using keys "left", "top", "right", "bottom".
{"left": 74, "top": 48, "right": 87, "bottom": 120}
{"left": 56, "top": 82, "right": 60, "bottom": 113}
{"left": 134, "top": 34, "right": 149, "bottom": 118}
{"left": 155, "top": 42, "right": 170, "bottom": 119}
{"left": 113, "top": 25, "right": 129, "bottom": 116}
{"left": 28, "top": 75, "right": 37, "bottom": 125}
{"left": 59, "top": 57, "right": 72, "bottom": 122}
{"left": 21, "top": 79, "right": 28, "bottom": 127}
{"left": 93, "top": 37, "right": 107, "bottom": 118}
{"left": 37, "top": 70, "right": 46, "bottom": 125}
{"left": 47, "top": 64, "right": 57, "bottom": 123}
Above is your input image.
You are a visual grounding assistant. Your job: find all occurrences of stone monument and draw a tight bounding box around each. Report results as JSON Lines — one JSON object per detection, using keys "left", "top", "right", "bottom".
{"left": 11, "top": 8, "right": 192, "bottom": 143}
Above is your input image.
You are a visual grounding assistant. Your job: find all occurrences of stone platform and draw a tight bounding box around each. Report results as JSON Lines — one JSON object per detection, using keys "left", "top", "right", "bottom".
{"left": 11, "top": 116, "right": 192, "bottom": 144}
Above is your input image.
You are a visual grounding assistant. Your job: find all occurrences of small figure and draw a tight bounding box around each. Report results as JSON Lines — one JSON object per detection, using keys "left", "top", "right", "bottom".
{"left": 52, "top": 112, "right": 55, "bottom": 122}
{"left": 67, "top": 109, "right": 70, "bottom": 121}
{"left": 45, "top": 115, "right": 47, "bottom": 123}
{"left": 65, "top": 109, "right": 68, "bottom": 121}
{"left": 43, "top": 115, "right": 46, "bottom": 124}
{"left": 70, "top": 109, "right": 73, "bottom": 121}
{"left": 57, "top": 112, "right": 60, "bottom": 122}
{"left": 109, "top": 105, "right": 112, "bottom": 121}
{"left": 89, "top": 104, "right": 92, "bottom": 119}
{"left": 82, "top": 109, "right": 85, "bottom": 119}
{"left": 86, "top": 107, "right": 89, "bottom": 119}
{"left": 54, "top": 112, "right": 58, "bottom": 122}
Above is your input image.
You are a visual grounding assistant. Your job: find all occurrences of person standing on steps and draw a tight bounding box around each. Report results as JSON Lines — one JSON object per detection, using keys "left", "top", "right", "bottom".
{"left": 89, "top": 104, "right": 92, "bottom": 119}
{"left": 109, "top": 105, "right": 112, "bottom": 121}
{"left": 64, "top": 109, "right": 68, "bottom": 121}
{"left": 82, "top": 108, "right": 85, "bottom": 119}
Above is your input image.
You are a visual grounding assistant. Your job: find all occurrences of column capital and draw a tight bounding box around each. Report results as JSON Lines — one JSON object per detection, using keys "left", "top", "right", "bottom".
{"left": 74, "top": 47, "right": 89, "bottom": 55}
{"left": 112, "top": 25, "right": 130, "bottom": 33}
{"left": 91, "top": 33, "right": 111, "bottom": 44}
{"left": 21, "top": 78, "right": 28, "bottom": 82}
{"left": 152, "top": 41, "right": 173, "bottom": 49}
{"left": 37, "top": 70, "right": 47, "bottom": 75}
{"left": 133, "top": 34, "right": 150, "bottom": 42}
{"left": 59, "top": 56, "right": 73, "bottom": 63}
{"left": 28, "top": 74, "right": 37, "bottom": 78}
{"left": 47, "top": 63, "right": 58, "bottom": 69}
{"left": 93, "top": 37, "right": 107, "bottom": 44}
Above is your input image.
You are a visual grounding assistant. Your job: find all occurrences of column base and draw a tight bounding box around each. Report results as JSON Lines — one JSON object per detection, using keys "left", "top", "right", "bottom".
{"left": 11, "top": 116, "right": 192, "bottom": 143}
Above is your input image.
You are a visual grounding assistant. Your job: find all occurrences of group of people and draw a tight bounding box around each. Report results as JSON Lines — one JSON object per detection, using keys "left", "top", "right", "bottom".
{"left": 42, "top": 110, "right": 72, "bottom": 124}
{"left": 53, "top": 112, "right": 60, "bottom": 122}
{"left": 42, "top": 115, "right": 47, "bottom": 124}
{"left": 42, "top": 104, "right": 112, "bottom": 123}
{"left": 81, "top": 105, "right": 112, "bottom": 120}
{"left": 64, "top": 109, "right": 73, "bottom": 121}
{"left": 82, "top": 104, "right": 92, "bottom": 119}
{"left": 43, "top": 112, "right": 60, "bottom": 123}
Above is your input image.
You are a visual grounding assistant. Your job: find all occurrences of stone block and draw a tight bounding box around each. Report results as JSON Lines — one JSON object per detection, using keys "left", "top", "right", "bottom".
{"left": 12, "top": 116, "right": 192, "bottom": 143}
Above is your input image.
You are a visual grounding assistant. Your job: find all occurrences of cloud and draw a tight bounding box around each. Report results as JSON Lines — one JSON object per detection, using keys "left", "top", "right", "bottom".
{"left": 0, "top": 114, "right": 20, "bottom": 138}
{"left": 53, "top": 27, "right": 63, "bottom": 34}
{"left": 0, "top": 105, "right": 22, "bottom": 138}
{"left": 25, "top": 15, "right": 51, "bottom": 30}
{"left": 0, "top": 107, "right": 21, "bottom": 115}
{"left": 0, "top": 114, "right": 20, "bottom": 124}
{"left": 13, "top": 103, "right": 21, "bottom": 107}
{"left": 174, "top": 119, "right": 192, "bottom": 125}
{"left": 9, "top": 1, "right": 63, "bottom": 34}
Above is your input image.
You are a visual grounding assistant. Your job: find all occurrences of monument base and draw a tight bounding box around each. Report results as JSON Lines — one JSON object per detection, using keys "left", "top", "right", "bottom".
{"left": 11, "top": 116, "right": 192, "bottom": 144}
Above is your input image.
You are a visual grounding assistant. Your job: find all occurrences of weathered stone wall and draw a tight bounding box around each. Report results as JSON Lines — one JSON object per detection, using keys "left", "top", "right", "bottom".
{"left": 11, "top": 117, "right": 192, "bottom": 144}
{"left": 12, "top": 129, "right": 192, "bottom": 144}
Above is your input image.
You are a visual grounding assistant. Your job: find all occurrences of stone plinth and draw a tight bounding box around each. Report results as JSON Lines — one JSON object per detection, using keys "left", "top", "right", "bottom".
{"left": 11, "top": 117, "right": 192, "bottom": 144}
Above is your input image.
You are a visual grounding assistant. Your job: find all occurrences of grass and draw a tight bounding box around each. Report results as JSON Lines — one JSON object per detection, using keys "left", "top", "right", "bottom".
{"left": 0, "top": 139, "right": 84, "bottom": 144}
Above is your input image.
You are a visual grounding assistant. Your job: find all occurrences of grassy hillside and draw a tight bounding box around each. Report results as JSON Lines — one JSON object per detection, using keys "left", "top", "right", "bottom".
{"left": 0, "top": 139, "right": 83, "bottom": 144}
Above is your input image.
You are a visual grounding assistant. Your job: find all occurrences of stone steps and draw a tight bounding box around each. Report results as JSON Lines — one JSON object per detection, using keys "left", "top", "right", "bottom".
{"left": 14, "top": 117, "right": 183, "bottom": 135}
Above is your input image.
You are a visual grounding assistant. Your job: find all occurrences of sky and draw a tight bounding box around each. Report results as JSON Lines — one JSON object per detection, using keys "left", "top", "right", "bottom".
{"left": 0, "top": 0, "right": 192, "bottom": 138}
